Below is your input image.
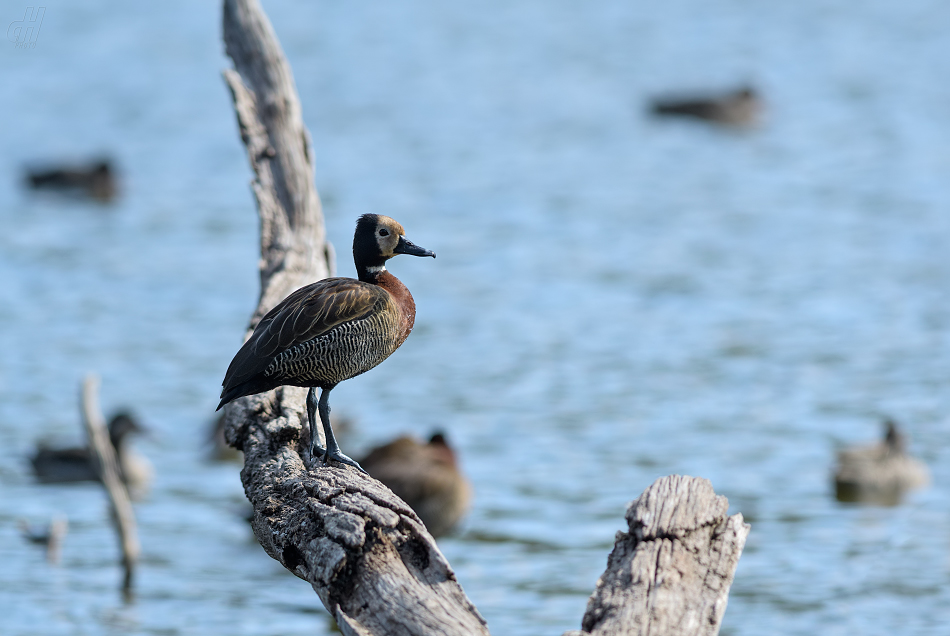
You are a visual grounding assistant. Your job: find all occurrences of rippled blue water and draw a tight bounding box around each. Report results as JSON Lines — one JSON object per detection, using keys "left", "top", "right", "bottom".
{"left": 2, "top": 1, "right": 950, "bottom": 634}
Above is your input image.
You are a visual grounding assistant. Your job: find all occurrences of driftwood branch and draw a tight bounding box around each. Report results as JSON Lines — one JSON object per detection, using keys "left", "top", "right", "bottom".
{"left": 219, "top": 1, "right": 748, "bottom": 634}
{"left": 80, "top": 373, "right": 139, "bottom": 594}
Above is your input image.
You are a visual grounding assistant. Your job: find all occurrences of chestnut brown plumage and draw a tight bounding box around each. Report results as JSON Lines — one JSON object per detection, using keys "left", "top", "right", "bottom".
{"left": 217, "top": 214, "right": 435, "bottom": 471}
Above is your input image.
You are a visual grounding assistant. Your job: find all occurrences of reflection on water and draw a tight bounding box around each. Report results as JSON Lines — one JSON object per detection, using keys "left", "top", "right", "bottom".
{"left": 2, "top": 0, "right": 950, "bottom": 634}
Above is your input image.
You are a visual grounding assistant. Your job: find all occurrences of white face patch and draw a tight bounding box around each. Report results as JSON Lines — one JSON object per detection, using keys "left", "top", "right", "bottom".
{"left": 374, "top": 220, "right": 403, "bottom": 256}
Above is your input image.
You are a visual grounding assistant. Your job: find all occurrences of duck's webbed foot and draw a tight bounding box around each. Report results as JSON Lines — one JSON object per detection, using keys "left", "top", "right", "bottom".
{"left": 320, "top": 448, "right": 366, "bottom": 473}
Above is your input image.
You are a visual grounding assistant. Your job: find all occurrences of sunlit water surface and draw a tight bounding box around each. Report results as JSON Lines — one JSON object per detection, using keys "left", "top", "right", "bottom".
{"left": 2, "top": 1, "right": 950, "bottom": 634}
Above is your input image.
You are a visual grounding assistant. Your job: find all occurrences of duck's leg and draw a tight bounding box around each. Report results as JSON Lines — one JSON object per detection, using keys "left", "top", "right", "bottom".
{"left": 318, "top": 385, "right": 367, "bottom": 473}
{"left": 306, "top": 387, "right": 326, "bottom": 459}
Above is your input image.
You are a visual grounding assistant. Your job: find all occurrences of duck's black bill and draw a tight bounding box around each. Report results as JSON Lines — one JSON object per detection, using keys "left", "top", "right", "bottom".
{"left": 395, "top": 236, "right": 436, "bottom": 258}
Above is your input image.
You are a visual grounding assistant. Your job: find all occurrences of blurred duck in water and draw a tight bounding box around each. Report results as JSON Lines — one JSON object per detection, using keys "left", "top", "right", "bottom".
{"left": 834, "top": 419, "right": 930, "bottom": 505}
{"left": 207, "top": 413, "right": 242, "bottom": 463}
{"left": 31, "top": 411, "right": 153, "bottom": 497}
{"left": 359, "top": 432, "right": 471, "bottom": 538}
{"left": 18, "top": 517, "right": 69, "bottom": 564}
{"left": 649, "top": 86, "right": 762, "bottom": 127}
{"left": 24, "top": 158, "right": 118, "bottom": 202}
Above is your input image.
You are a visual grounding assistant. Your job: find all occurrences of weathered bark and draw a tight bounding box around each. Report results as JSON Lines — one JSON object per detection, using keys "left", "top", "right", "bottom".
{"left": 564, "top": 475, "right": 749, "bottom": 636}
{"left": 81, "top": 374, "right": 139, "bottom": 594}
{"left": 222, "top": 0, "right": 333, "bottom": 326}
{"left": 220, "top": 2, "right": 748, "bottom": 635}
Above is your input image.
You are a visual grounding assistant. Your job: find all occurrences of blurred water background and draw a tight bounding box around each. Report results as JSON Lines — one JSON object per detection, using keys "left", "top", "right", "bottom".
{"left": 2, "top": 0, "right": 950, "bottom": 634}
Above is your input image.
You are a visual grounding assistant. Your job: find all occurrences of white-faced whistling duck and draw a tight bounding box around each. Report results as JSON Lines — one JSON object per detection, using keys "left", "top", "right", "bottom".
{"left": 834, "top": 419, "right": 930, "bottom": 505}
{"left": 217, "top": 214, "right": 436, "bottom": 472}
{"left": 359, "top": 432, "right": 471, "bottom": 537}
{"left": 650, "top": 86, "right": 761, "bottom": 127}
{"left": 31, "top": 412, "right": 152, "bottom": 493}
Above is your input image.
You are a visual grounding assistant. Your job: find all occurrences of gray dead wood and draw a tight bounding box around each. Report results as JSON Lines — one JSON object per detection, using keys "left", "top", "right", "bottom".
{"left": 223, "top": 0, "right": 333, "bottom": 324}
{"left": 563, "top": 475, "right": 750, "bottom": 636}
{"left": 221, "top": 1, "right": 487, "bottom": 634}
{"left": 220, "top": 1, "right": 747, "bottom": 634}
{"left": 81, "top": 374, "right": 139, "bottom": 594}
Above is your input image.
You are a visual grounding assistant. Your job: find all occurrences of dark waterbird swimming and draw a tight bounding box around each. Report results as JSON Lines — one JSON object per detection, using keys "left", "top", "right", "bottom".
{"left": 25, "top": 158, "right": 118, "bottom": 202}
{"left": 649, "top": 86, "right": 762, "bottom": 127}
{"left": 31, "top": 411, "right": 152, "bottom": 493}
{"left": 217, "top": 214, "right": 435, "bottom": 472}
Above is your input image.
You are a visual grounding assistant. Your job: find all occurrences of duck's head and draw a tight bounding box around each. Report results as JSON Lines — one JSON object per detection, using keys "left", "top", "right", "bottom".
{"left": 428, "top": 432, "right": 459, "bottom": 467}
{"left": 353, "top": 214, "right": 435, "bottom": 277}
{"left": 107, "top": 411, "right": 147, "bottom": 448}
{"left": 883, "top": 419, "right": 907, "bottom": 455}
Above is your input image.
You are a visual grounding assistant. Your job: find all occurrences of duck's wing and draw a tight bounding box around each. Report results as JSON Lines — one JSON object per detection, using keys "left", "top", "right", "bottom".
{"left": 221, "top": 278, "right": 389, "bottom": 395}
{"left": 31, "top": 447, "right": 96, "bottom": 482}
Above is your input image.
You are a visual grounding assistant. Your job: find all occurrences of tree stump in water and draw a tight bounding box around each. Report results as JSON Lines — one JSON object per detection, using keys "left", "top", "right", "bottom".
{"left": 220, "top": 1, "right": 749, "bottom": 634}
{"left": 565, "top": 475, "right": 749, "bottom": 636}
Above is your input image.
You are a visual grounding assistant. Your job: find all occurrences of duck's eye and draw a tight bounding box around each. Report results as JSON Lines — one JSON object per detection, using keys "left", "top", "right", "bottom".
{"left": 378, "top": 229, "right": 390, "bottom": 237}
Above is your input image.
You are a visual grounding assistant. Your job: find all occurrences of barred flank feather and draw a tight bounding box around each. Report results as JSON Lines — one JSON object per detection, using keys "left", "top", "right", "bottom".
{"left": 217, "top": 273, "right": 413, "bottom": 410}
{"left": 264, "top": 311, "right": 400, "bottom": 386}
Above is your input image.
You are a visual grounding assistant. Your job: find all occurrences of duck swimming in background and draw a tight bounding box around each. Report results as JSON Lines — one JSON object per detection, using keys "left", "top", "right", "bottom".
{"left": 18, "top": 517, "right": 69, "bottom": 564}
{"left": 31, "top": 411, "right": 153, "bottom": 496}
{"left": 359, "top": 433, "right": 471, "bottom": 537}
{"left": 217, "top": 214, "right": 436, "bottom": 472}
{"left": 649, "top": 86, "right": 762, "bottom": 127}
{"left": 207, "top": 412, "right": 243, "bottom": 463}
{"left": 25, "top": 158, "right": 118, "bottom": 202}
{"left": 834, "top": 419, "right": 930, "bottom": 505}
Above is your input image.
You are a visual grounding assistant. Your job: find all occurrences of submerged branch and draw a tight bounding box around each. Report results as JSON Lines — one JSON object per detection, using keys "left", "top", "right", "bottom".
{"left": 81, "top": 374, "right": 139, "bottom": 594}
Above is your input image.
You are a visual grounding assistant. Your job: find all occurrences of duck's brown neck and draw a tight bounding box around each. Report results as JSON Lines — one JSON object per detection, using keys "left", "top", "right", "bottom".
{"left": 362, "top": 267, "right": 416, "bottom": 344}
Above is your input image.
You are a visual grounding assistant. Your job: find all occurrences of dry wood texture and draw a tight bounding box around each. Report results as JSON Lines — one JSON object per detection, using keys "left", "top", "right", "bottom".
{"left": 564, "top": 475, "right": 750, "bottom": 636}
{"left": 220, "top": 1, "right": 748, "bottom": 634}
